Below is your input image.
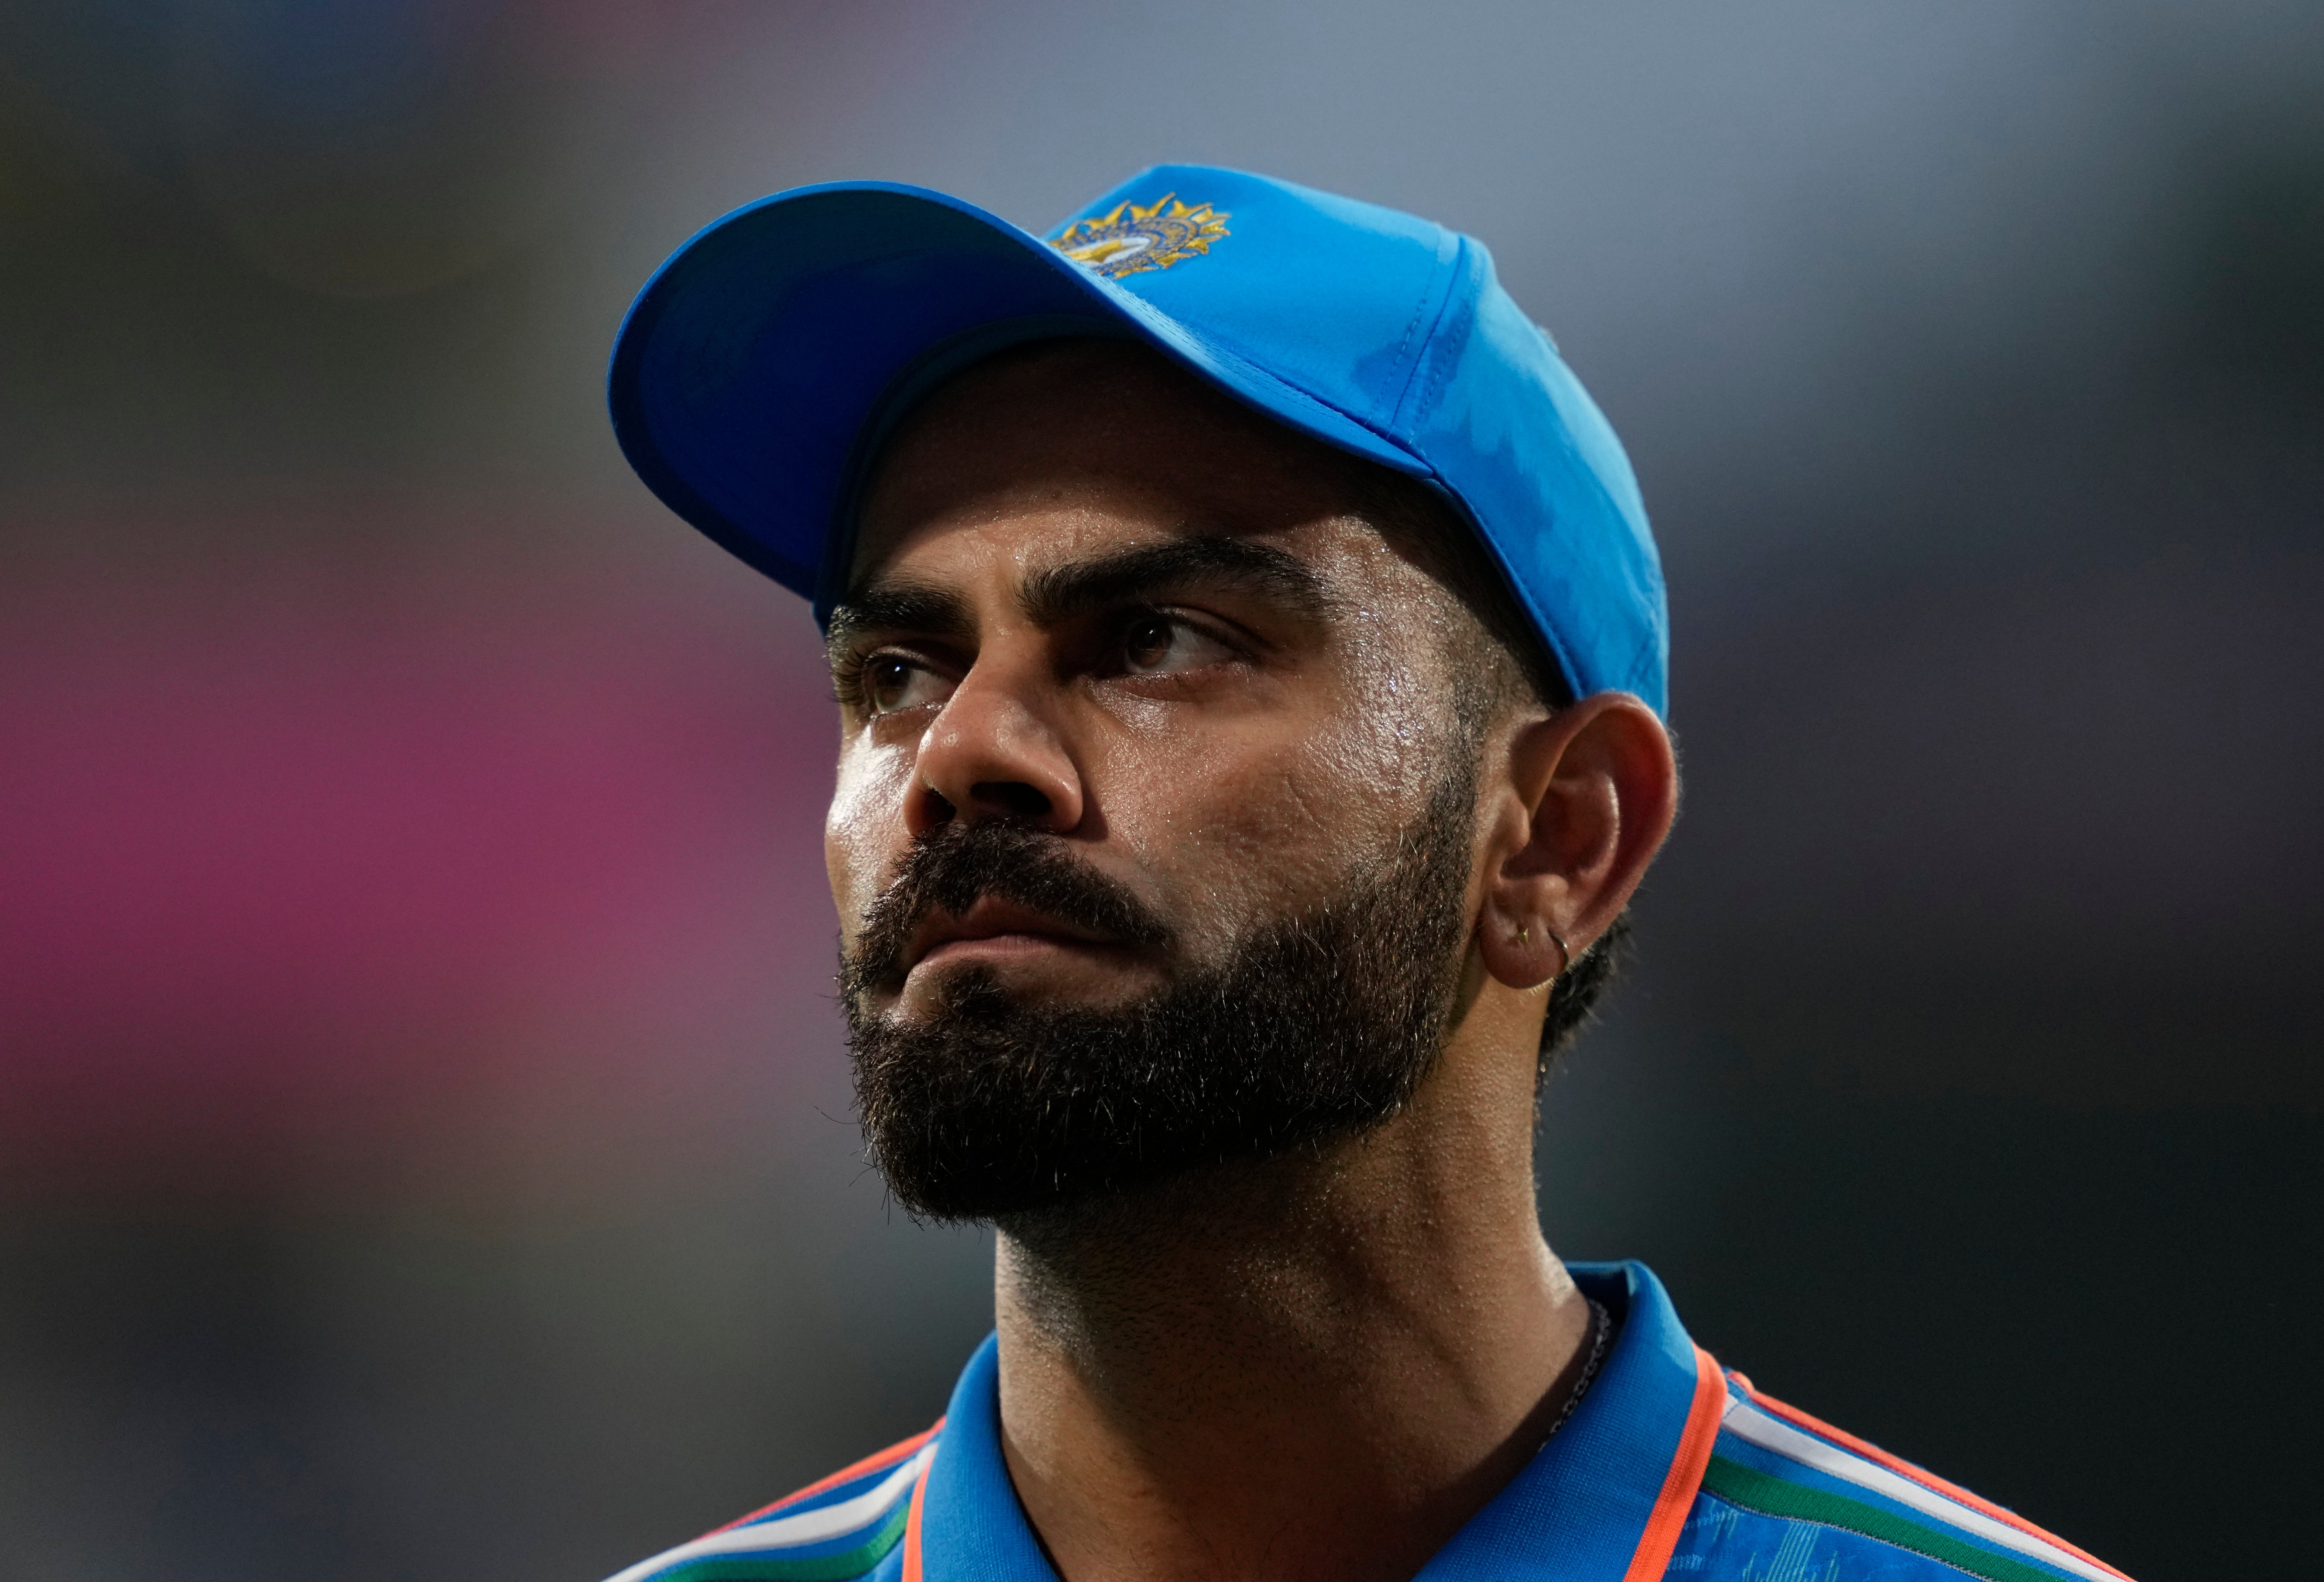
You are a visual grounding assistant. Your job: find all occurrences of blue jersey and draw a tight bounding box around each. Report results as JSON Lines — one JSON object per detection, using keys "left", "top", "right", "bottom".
{"left": 601, "top": 1263, "right": 2129, "bottom": 1582}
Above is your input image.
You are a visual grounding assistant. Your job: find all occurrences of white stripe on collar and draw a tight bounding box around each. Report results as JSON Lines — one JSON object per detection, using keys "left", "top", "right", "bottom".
{"left": 599, "top": 1443, "right": 934, "bottom": 1582}
{"left": 1719, "top": 1398, "right": 2112, "bottom": 1582}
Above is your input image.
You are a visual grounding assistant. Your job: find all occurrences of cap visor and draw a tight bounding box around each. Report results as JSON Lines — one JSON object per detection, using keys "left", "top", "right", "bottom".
{"left": 607, "top": 181, "right": 1424, "bottom": 611}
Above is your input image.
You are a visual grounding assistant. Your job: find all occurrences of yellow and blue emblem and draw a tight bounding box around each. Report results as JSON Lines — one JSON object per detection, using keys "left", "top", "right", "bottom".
{"left": 1052, "top": 194, "right": 1230, "bottom": 279}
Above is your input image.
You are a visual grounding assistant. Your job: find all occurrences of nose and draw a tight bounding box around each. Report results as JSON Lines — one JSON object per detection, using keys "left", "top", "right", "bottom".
{"left": 907, "top": 657, "right": 1086, "bottom": 837}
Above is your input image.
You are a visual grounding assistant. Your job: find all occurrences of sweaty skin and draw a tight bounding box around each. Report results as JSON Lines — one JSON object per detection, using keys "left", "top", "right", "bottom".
{"left": 827, "top": 342, "right": 1678, "bottom": 1582}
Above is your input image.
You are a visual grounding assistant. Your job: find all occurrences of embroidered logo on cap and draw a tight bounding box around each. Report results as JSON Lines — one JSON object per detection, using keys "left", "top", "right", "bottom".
{"left": 1052, "top": 194, "right": 1229, "bottom": 279}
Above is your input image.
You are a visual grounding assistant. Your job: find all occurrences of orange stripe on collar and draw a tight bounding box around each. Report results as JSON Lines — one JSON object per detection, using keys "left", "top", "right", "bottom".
{"left": 1623, "top": 1346, "right": 1724, "bottom": 1582}
{"left": 901, "top": 1447, "right": 933, "bottom": 1582}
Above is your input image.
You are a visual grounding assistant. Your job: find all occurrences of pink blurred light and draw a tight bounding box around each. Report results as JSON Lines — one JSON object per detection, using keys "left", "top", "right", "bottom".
{"left": 0, "top": 513, "right": 842, "bottom": 1195}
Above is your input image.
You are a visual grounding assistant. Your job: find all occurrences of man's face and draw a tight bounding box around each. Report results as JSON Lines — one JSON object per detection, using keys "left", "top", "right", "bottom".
{"left": 826, "top": 340, "right": 1491, "bottom": 1219}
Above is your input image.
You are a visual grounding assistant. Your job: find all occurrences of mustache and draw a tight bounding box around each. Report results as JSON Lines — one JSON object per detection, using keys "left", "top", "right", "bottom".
{"left": 843, "top": 819, "right": 1175, "bottom": 994}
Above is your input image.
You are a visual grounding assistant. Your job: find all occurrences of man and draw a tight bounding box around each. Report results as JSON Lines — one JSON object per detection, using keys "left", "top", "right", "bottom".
{"left": 602, "top": 167, "right": 2128, "bottom": 1582}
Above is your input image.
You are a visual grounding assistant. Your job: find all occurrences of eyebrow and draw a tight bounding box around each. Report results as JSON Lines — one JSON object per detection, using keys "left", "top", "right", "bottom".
{"left": 1017, "top": 536, "right": 1333, "bottom": 628}
{"left": 825, "top": 580, "right": 975, "bottom": 656}
{"left": 829, "top": 536, "right": 1335, "bottom": 654}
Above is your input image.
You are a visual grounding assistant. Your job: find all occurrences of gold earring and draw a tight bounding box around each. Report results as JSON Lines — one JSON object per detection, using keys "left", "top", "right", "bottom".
{"left": 1514, "top": 923, "right": 1574, "bottom": 978}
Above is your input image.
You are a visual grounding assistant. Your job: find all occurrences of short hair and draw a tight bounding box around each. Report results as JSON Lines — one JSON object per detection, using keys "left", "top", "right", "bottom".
{"left": 1332, "top": 460, "right": 1634, "bottom": 1071}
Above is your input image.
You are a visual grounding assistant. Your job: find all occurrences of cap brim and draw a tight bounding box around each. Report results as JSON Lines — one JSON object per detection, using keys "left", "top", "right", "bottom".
{"left": 607, "top": 180, "right": 1425, "bottom": 619}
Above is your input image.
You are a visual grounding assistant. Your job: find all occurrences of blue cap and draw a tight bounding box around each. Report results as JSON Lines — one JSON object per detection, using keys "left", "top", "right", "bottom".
{"left": 608, "top": 165, "right": 1668, "bottom": 715}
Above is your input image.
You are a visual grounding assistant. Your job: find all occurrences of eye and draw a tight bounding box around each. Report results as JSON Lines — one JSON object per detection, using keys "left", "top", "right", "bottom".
{"left": 1120, "top": 612, "right": 1235, "bottom": 676}
{"left": 862, "top": 655, "right": 953, "bottom": 715}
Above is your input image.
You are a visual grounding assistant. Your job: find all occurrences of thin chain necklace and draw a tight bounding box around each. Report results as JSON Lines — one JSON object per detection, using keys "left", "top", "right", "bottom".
{"left": 1540, "top": 1298, "right": 1612, "bottom": 1445}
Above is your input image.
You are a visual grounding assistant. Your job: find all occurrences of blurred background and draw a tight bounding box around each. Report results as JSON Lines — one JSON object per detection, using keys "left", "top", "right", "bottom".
{"left": 2, "top": 3, "right": 2319, "bottom": 1577}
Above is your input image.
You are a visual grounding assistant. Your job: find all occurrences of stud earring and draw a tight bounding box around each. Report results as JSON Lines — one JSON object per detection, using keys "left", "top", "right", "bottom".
{"left": 1513, "top": 923, "right": 1574, "bottom": 978}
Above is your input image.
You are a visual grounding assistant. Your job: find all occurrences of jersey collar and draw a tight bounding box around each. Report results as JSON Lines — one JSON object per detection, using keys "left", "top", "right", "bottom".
{"left": 904, "top": 1260, "right": 1722, "bottom": 1582}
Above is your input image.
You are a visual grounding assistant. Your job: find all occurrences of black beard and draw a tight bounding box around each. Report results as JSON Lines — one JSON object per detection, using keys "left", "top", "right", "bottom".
{"left": 840, "top": 766, "right": 1478, "bottom": 1222}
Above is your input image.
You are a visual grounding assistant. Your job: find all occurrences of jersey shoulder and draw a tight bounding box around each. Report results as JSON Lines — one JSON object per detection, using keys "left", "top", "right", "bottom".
{"left": 598, "top": 1423, "right": 938, "bottom": 1582}
{"left": 1678, "top": 1374, "right": 2133, "bottom": 1582}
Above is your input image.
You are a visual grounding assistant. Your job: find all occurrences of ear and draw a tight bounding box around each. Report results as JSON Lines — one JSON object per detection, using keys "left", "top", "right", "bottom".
{"left": 1476, "top": 692, "right": 1678, "bottom": 991}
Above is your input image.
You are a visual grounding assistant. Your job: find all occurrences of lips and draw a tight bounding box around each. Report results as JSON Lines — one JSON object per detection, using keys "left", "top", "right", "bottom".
{"left": 900, "top": 895, "right": 1124, "bottom": 974}
{"left": 838, "top": 819, "right": 1177, "bottom": 1005}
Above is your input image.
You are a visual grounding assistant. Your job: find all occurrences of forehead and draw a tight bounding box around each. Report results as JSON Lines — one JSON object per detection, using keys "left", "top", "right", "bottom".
{"left": 851, "top": 340, "right": 1380, "bottom": 590}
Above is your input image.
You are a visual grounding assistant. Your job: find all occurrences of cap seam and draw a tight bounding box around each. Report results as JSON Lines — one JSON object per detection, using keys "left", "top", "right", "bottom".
{"left": 1373, "top": 230, "right": 1461, "bottom": 420}
{"left": 1408, "top": 240, "right": 1480, "bottom": 433}
{"left": 1166, "top": 319, "right": 1428, "bottom": 468}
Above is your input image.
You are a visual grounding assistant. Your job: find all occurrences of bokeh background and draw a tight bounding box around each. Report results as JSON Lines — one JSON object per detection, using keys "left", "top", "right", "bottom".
{"left": 4, "top": 3, "right": 2320, "bottom": 1578}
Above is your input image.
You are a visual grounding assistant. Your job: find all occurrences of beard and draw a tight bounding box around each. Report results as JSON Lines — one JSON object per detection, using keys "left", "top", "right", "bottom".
{"left": 839, "top": 760, "right": 1479, "bottom": 1223}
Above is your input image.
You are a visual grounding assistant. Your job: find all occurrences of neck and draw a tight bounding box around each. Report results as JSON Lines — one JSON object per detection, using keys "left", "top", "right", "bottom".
{"left": 989, "top": 1020, "right": 1592, "bottom": 1582}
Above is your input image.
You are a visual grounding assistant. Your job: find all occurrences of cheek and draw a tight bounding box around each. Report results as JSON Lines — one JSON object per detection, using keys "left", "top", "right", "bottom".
{"left": 824, "top": 732, "right": 919, "bottom": 939}
{"left": 1096, "top": 693, "right": 1437, "bottom": 933}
